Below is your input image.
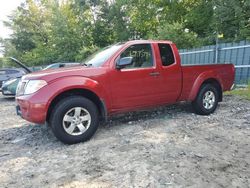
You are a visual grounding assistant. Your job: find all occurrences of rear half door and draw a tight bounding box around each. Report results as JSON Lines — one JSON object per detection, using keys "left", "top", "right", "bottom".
{"left": 156, "top": 43, "right": 182, "bottom": 102}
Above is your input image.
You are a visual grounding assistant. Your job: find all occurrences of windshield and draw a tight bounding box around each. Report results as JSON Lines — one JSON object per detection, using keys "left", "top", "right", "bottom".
{"left": 83, "top": 43, "right": 124, "bottom": 67}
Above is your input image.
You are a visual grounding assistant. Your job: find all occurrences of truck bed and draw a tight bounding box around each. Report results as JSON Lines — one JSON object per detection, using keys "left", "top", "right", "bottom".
{"left": 179, "top": 64, "right": 235, "bottom": 101}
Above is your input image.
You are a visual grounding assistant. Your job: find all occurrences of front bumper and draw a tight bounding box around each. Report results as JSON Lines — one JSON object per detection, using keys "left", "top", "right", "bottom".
{"left": 16, "top": 96, "right": 47, "bottom": 124}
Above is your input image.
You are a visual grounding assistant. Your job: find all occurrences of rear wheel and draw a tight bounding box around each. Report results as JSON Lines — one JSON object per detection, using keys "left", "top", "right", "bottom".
{"left": 50, "top": 96, "right": 99, "bottom": 144}
{"left": 192, "top": 84, "right": 219, "bottom": 115}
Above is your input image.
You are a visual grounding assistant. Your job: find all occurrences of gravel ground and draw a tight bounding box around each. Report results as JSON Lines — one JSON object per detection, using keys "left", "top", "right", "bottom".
{"left": 0, "top": 94, "right": 249, "bottom": 188}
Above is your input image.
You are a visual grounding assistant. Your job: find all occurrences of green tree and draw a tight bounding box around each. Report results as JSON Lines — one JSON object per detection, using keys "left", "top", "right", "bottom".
{"left": 2, "top": 0, "right": 250, "bottom": 66}
{"left": 153, "top": 22, "right": 200, "bottom": 49}
{"left": 213, "top": 0, "right": 250, "bottom": 42}
{"left": 185, "top": 0, "right": 214, "bottom": 38}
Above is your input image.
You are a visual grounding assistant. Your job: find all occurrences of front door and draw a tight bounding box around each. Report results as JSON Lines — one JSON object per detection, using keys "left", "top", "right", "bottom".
{"left": 110, "top": 43, "right": 166, "bottom": 111}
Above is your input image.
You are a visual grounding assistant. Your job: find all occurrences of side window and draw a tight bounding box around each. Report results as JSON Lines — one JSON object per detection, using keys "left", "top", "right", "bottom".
{"left": 158, "top": 43, "right": 175, "bottom": 66}
{"left": 120, "top": 44, "right": 153, "bottom": 69}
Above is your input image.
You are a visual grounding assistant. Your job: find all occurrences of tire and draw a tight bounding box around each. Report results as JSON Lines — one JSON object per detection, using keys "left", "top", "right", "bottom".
{"left": 192, "top": 84, "right": 219, "bottom": 115}
{"left": 50, "top": 96, "right": 99, "bottom": 144}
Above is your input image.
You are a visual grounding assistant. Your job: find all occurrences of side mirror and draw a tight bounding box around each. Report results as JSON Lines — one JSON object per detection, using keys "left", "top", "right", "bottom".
{"left": 116, "top": 57, "right": 133, "bottom": 69}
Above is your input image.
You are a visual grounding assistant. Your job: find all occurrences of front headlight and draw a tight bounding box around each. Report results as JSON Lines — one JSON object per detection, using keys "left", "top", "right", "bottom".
{"left": 23, "top": 80, "right": 47, "bottom": 95}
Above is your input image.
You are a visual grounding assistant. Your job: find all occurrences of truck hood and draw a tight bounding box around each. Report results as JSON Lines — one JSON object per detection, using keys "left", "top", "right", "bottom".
{"left": 22, "top": 66, "right": 107, "bottom": 83}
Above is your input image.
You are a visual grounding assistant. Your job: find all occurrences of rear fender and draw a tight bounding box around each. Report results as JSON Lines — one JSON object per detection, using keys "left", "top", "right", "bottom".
{"left": 188, "top": 71, "right": 223, "bottom": 101}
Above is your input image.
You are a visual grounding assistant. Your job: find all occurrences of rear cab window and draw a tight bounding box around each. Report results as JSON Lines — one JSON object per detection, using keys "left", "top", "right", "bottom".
{"left": 158, "top": 43, "right": 175, "bottom": 66}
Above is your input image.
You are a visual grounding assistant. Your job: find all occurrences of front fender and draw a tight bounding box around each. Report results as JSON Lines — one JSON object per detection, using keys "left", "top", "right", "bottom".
{"left": 188, "top": 71, "right": 223, "bottom": 101}
{"left": 30, "top": 76, "right": 111, "bottom": 112}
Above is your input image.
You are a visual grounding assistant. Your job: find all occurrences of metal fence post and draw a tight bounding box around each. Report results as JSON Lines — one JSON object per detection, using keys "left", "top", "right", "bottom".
{"left": 214, "top": 35, "right": 219, "bottom": 64}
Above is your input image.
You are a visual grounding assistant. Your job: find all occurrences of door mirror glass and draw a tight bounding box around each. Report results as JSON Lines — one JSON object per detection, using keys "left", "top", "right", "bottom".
{"left": 116, "top": 57, "right": 133, "bottom": 69}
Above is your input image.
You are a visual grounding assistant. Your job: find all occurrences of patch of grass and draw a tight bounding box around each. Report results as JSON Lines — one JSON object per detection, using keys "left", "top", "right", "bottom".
{"left": 225, "top": 83, "right": 250, "bottom": 100}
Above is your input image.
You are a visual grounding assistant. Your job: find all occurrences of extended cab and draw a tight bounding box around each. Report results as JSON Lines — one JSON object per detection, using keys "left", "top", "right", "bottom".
{"left": 16, "top": 40, "right": 235, "bottom": 144}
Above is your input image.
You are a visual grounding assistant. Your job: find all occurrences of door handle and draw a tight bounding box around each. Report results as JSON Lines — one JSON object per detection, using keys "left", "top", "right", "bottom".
{"left": 149, "top": 72, "right": 160, "bottom": 76}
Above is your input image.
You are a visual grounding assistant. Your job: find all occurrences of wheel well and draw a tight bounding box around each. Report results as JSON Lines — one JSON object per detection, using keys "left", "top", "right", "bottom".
{"left": 46, "top": 89, "right": 107, "bottom": 123}
{"left": 201, "top": 78, "right": 223, "bottom": 102}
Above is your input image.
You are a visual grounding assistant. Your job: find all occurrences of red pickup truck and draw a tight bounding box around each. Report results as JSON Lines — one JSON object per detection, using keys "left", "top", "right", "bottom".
{"left": 16, "top": 40, "right": 235, "bottom": 144}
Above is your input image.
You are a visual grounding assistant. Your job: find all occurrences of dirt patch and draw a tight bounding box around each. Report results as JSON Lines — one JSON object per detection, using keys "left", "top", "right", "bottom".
{"left": 0, "top": 94, "right": 249, "bottom": 187}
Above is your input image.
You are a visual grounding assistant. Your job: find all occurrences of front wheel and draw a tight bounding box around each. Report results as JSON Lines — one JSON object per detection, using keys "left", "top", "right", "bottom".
{"left": 50, "top": 96, "right": 99, "bottom": 144}
{"left": 192, "top": 84, "right": 219, "bottom": 115}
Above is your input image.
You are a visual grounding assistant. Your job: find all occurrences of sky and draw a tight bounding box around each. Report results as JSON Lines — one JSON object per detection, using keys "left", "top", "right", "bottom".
{"left": 0, "top": 0, "right": 24, "bottom": 39}
{"left": 0, "top": 0, "right": 24, "bottom": 57}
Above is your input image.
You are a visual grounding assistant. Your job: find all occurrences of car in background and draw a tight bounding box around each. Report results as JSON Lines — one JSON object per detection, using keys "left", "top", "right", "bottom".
{"left": 43, "top": 62, "right": 80, "bottom": 70}
{"left": 1, "top": 78, "right": 19, "bottom": 95}
{"left": 1, "top": 57, "right": 32, "bottom": 95}
{"left": 0, "top": 68, "right": 26, "bottom": 89}
{"left": 1, "top": 61, "right": 80, "bottom": 96}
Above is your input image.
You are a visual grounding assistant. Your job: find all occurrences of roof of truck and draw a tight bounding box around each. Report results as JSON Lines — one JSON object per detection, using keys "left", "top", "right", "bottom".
{"left": 125, "top": 40, "right": 173, "bottom": 45}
